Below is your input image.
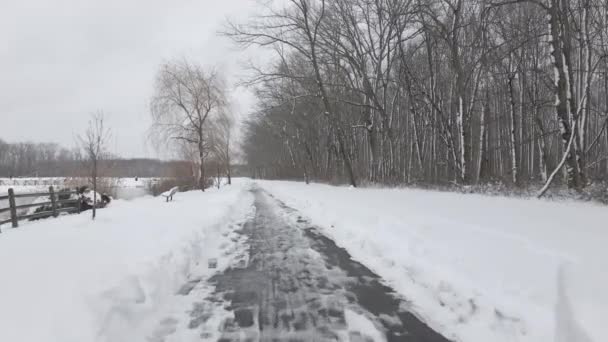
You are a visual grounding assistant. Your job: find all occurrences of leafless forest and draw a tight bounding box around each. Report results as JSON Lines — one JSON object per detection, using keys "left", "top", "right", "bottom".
{"left": 236, "top": 0, "right": 608, "bottom": 190}
{"left": 0, "top": 139, "right": 192, "bottom": 178}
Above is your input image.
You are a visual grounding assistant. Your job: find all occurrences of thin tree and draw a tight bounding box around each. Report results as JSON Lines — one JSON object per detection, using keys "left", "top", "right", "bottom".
{"left": 207, "top": 107, "right": 235, "bottom": 188}
{"left": 78, "top": 112, "right": 110, "bottom": 220}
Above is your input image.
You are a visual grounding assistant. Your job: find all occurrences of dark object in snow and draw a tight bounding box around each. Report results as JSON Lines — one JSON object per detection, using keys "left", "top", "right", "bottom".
{"left": 208, "top": 258, "right": 218, "bottom": 269}
{"left": 76, "top": 186, "right": 112, "bottom": 212}
{"left": 29, "top": 187, "right": 80, "bottom": 221}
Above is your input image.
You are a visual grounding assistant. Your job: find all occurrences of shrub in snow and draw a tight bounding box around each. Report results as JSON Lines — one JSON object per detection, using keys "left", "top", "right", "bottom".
{"left": 78, "top": 186, "right": 111, "bottom": 211}
{"left": 148, "top": 177, "right": 213, "bottom": 196}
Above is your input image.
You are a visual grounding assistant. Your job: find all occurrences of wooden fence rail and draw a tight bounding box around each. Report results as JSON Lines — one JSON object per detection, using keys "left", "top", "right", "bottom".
{"left": 0, "top": 186, "right": 80, "bottom": 230}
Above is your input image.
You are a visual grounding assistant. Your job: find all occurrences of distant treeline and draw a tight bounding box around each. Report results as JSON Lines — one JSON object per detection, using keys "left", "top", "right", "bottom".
{"left": 0, "top": 139, "right": 191, "bottom": 178}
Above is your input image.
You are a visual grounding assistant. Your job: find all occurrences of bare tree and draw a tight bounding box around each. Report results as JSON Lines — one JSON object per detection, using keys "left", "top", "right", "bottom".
{"left": 149, "top": 59, "right": 229, "bottom": 191}
{"left": 208, "top": 111, "right": 235, "bottom": 186}
{"left": 78, "top": 112, "right": 110, "bottom": 220}
{"left": 226, "top": 0, "right": 358, "bottom": 187}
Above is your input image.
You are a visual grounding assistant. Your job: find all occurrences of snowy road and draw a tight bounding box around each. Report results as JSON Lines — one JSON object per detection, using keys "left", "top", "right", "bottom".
{"left": 2, "top": 179, "right": 604, "bottom": 342}
{"left": 186, "top": 187, "right": 450, "bottom": 341}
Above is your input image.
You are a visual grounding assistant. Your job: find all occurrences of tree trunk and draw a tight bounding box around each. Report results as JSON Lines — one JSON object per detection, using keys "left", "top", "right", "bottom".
{"left": 605, "top": 71, "right": 608, "bottom": 176}
{"left": 226, "top": 135, "right": 232, "bottom": 185}
{"left": 477, "top": 92, "right": 487, "bottom": 183}
{"left": 507, "top": 71, "right": 519, "bottom": 185}
{"left": 450, "top": 0, "right": 468, "bottom": 184}
{"left": 536, "top": 118, "right": 549, "bottom": 182}
{"left": 308, "top": 34, "right": 356, "bottom": 186}
{"left": 518, "top": 68, "right": 526, "bottom": 179}
{"left": 578, "top": 0, "right": 592, "bottom": 181}
{"left": 198, "top": 137, "right": 206, "bottom": 191}
{"left": 457, "top": 93, "right": 467, "bottom": 183}
{"left": 548, "top": 0, "right": 581, "bottom": 189}
{"left": 92, "top": 159, "right": 97, "bottom": 220}
{"left": 217, "top": 164, "right": 221, "bottom": 189}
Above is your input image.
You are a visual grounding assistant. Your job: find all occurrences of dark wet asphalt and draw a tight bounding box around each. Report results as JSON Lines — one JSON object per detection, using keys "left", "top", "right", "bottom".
{"left": 187, "top": 188, "right": 452, "bottom": 342}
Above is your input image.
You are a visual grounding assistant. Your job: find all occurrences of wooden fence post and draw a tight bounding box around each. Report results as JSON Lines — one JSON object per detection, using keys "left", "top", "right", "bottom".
{"left": 8, "top": 188, "right": 18, "bottom": 228}
{"left": 49, "top": 186, "right": 58, "bottom": 217}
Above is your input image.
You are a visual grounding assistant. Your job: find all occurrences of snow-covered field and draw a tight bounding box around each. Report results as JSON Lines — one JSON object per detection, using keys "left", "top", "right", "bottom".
{"left": 257, "top": 180, "right": 608, "bottom": 342}
{"left": 0, "top": 180, "right": 255, "bottom": 342}
{"left": 0, "top": 177, "right": 160, "bottom": 222}
{"left": 0, "top": 177, "right": 161, "bottom": 197}
{"left": 0, "top": 177, "right": 67, "bottom": 189}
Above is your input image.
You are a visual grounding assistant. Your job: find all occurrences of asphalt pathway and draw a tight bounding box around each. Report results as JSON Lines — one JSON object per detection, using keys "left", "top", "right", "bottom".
{"left": 189, "top": 187, "right": 452, "bottom": 342}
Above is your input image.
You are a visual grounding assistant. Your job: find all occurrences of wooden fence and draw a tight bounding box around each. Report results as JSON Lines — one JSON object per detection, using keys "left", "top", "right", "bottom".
{"left": 0, "top": 186, "right": 81, "bottom": 230}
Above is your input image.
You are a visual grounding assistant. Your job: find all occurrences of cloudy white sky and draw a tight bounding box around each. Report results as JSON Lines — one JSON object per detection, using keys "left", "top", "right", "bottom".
{"left": 0, "top": 0, "right": 263, "bottom": 158}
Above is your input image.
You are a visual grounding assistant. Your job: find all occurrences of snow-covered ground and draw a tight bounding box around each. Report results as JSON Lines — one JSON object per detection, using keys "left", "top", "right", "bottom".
{"left": 0, "top": 180, "right": 254, "bottom": 342}
{"left": 257, "top": 180, "right": 608, "bottom": 342}
{"left": 0, "top": 177, "right": 160, "bottom": 195}
{"left": 1, "top": 178, "right": 604, "bottom": 342}
{"left": 0, "top": 178, "right": 63, "bottom": 200}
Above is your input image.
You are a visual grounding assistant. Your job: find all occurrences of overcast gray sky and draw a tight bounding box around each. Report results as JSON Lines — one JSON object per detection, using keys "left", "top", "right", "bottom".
{"left": 0, "top": 0, "right": 261, "bottom": 158}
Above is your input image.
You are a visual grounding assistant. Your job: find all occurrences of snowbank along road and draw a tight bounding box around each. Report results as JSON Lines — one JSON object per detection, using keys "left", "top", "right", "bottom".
{"left": 179, "top": 186, "right": 451, "bottom": 341}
